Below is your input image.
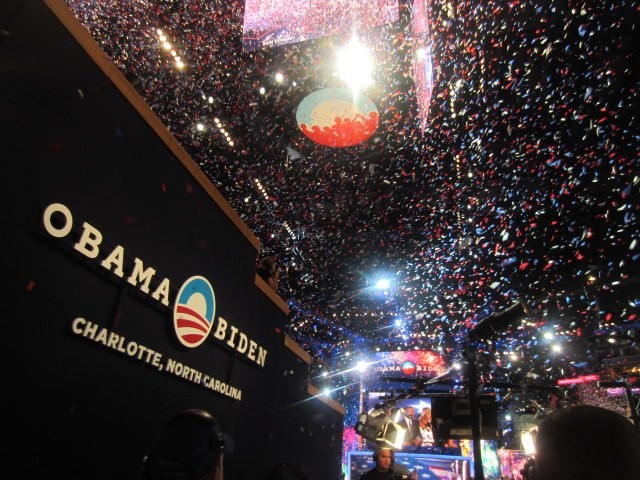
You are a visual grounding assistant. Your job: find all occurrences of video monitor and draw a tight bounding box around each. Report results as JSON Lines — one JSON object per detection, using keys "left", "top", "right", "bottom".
{"left": 242, "top": 0, "right": 399, "bottom": 51}
{"left": 430, "top": 395, "right": 499, "bottom": 442}
{"left": 348, "top": 450, "right": 472, "bottom": 480}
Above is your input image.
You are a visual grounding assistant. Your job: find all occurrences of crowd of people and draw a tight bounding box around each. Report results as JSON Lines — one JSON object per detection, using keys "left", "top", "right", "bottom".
{"left": 243, "top": 0, "right": 399, "bottom": 50}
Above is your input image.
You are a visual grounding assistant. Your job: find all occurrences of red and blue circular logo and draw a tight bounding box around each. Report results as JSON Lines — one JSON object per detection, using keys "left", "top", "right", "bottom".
{"left": 401, "top": 361, "right": 417, "bottom": 375}
{"left": 296, "top": 88, "right": 379, "bottom": 147}
{"left": 173, "top": 276, "right": 216, "bottom": 348}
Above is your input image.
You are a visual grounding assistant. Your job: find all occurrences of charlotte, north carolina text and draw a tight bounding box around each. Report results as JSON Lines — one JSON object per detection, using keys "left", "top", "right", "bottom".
{"left": 71, "top": 317, "right": 242, "bottom": 401}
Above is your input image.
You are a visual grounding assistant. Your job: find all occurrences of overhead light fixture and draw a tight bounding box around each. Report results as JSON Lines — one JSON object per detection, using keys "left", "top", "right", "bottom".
{"left": 356, "top": 361, "right": 368, "bottom": 373}
{"left": 336, "top": 34, "right": 373, "bottom": 93}
{"left": 521, "top": 426, "right": 538, "bottom": 456}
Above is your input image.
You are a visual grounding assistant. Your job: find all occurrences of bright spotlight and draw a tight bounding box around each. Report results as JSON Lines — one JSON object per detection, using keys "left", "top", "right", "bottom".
{"left": 337, "top": 34, "right": 373, "bottom": 93}
{"left": 275, "top": 72, "right": 284, "bottom": 83}
{"left": 356, "top": 361, "right": 368, "bottom": 373}
{"left": 375, "top": 278, "right": 390, "bottom": 290}
{"left": 521, "top": 427, "right": 538, "bottom": 455}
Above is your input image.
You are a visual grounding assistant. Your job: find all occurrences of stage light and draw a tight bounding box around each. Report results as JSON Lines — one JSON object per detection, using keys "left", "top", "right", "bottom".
{"left": 521, "top": 427, "right": 538, "bottom": 455}
{"left": 275, "top": 72, "right": 284, "bottom": 83}
{"left": 337, "top": 34, "right": 373, "bottom": 93}
{"left": 356, "top": 361, "right": 368, "bottom": 373}
{"left": 375, "top": 278, "right": 390, "bottom": 290}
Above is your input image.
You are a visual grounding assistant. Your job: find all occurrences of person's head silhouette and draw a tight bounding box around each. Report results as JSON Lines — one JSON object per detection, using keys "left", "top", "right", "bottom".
{"left": 141, "top": 409, "right": 234, "bottom": 480}
{"left": 527, "top": 405, "right": 640, "bottom": 480}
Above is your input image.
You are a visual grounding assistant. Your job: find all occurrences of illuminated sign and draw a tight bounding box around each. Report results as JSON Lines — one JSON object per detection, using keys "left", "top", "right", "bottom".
{"left": 368, "top": 350, "right": 446, "bottom": 378}
{"left": 42, "top": 202, "right": 267, "bottom": 367}
{"left": 556, "top": 374, "right": 600, "bottom": 386}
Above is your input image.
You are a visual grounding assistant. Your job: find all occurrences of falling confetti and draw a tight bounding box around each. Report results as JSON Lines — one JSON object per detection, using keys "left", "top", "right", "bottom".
{"left": 65, "top": 0, "right": 640, "bottom": 422}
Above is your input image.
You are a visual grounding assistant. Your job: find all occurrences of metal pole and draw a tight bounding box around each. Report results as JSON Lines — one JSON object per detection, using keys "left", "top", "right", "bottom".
{"left": 465, "top": 352, "right": 484, "bottom": 480}
{"left": 358, "top": 374, "right": 364, "bottom": 450}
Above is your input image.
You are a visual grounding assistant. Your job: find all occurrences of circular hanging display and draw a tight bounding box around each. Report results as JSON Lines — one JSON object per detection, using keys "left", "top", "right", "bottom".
{"left": 296, "top": 88, "right": 379, "bottom": 147}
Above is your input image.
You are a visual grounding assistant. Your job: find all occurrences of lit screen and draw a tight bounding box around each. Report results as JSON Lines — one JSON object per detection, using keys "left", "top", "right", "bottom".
{"left": 242, "top": 0, "right": 400, "bottom": 51}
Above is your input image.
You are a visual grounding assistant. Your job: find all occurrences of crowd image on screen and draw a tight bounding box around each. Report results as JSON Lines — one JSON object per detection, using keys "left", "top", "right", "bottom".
{"left": 242, "top": 0, "right": 399, "bottom": 50}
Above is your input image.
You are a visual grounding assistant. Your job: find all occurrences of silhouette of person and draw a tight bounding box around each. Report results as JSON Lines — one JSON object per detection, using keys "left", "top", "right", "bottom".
{"left": 141, "top": 409, "right": 234, "bottom": 480}
{"left": 257, "top": 256, "right": 279, "bottom": 291}
{"left": 524, "top": 404, "right": 640, "bottom": 480}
